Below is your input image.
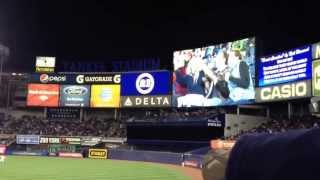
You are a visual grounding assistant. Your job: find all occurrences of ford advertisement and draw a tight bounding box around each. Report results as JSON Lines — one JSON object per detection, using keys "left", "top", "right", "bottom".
{"left": 59, "top": 85, "right": 90, "bottom": 107}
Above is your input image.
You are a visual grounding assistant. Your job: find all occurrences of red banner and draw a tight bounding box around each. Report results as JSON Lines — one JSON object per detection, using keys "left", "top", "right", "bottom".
{"left": 27, "top": 84, "right": 60, "bottom": 107}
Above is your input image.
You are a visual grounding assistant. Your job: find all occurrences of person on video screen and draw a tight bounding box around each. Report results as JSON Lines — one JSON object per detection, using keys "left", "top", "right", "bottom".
{"left": 225, "top": 49, "right": 254, "bottom": 102}
{"left": 174, "top": 51, "right": 218, "bottom": 107}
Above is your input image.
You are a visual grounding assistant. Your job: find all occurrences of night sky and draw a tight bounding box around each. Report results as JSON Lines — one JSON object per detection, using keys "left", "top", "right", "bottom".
{"left": 0, "top": 1, "right": 319, "bottom": 72}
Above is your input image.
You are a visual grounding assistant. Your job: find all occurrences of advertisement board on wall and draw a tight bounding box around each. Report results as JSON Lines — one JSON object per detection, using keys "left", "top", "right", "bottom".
{"left": 255, "top": 80, "right": 311, "bottom": 102}
{"left": 312, "top": 60, "right": 320, "bottom": 96}
{"left": 121, "top": 71, "right": 171, "bottom": 96}
{"left": 59, "top": 85, "right": 90, "bottom": 107}
{"left": 258, "top": 45, "right": 312, "bottom": 87}
{"left": 173, "top": 38, "right": 255, "bottom": 107}
{"left": 27, "top": 84, "right": 59, "bottom": 107}
{"left": 88, "top": 149, "right": 108, "bottom": 159}
{"left": 47, "top": 108, "right": 80, "bottom": 120}
{"left": 16, "top": 135, "right": 40, "bottom": 145}
{"left": 90, "top": 85, "right": 120, "bottom": 107}
{"left": 29, "top": 73, "right": 74, "bottom": 84}
{"left": 35, "top": 56, "right": 56, "bottom": 73}
{"left": 75, "top": 74, "right": 121, "bottom": 84}
{"left": 312, "top": 42, "right": 320, "bottom": 60}
{"left": 121, "top": 95, "right": 171, "bottom": 107}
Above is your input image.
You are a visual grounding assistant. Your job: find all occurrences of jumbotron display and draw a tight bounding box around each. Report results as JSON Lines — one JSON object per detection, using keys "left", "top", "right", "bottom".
{"left": 173, "top": 37, "right": 255, "bottom": 107}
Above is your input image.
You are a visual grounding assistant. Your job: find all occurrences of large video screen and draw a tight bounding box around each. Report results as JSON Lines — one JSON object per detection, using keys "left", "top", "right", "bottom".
{"left": 90, "top": 85, "right": 120, "bottom": 108}
{"left": 258, "top": 45, "right": 312, "bottom": 87}
{"left": 27, "top": 84, "right": 60, "bottom": 107}
{"left": 173, "top": 38, "right": 255, "bottom": 107}
{"left": 59, "top": 85, "right": 90, "bottom": 107}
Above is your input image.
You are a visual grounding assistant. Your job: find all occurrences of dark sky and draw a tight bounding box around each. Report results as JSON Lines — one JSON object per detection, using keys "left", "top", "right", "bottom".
{"left": 0, "top": 0, "right": 319, "bottom": 72}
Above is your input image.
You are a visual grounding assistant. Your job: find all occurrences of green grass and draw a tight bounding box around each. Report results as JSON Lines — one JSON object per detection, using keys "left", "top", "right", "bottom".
{"left": 0, "top": 156, "right": 190, "bottom": 180}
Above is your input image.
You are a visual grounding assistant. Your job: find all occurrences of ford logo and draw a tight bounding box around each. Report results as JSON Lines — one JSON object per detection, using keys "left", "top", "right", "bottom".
{"left": 63, "top": 86, "right": 88, "bottom": 96}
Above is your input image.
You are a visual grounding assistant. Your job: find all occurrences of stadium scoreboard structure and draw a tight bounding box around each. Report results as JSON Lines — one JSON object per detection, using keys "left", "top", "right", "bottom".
{"left": 26, "top": 38, "right": 320, "bottom": 108}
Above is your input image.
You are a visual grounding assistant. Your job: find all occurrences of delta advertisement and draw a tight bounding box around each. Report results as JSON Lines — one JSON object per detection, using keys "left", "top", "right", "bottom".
{"left": 90, "top": 85, "right": 121, "bottom": 108}
{"left": 173, "top": 38, "right": 255, "bottom": 107}
{"left": 258, "top": 45, "right": 312, "bottom": 87}
{"left": 27, "top": 84, "right": 60, "bottom": 107}
{"left": 120, "top": 71, "right": 171, "bottom": 107}
{"left": 59, "top": 85, "right": 90, "bottom": 107}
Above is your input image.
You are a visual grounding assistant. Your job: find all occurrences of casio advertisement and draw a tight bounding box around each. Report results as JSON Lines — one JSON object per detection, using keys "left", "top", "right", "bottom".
{"left": 255, "top": 80, "right": 311, "bottom": 102}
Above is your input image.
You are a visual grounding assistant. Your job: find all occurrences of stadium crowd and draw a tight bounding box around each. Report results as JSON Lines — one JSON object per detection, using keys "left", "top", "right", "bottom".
{"left": 125, "top": 108, "right": 220, "bottom": 122}
{"left": 225, "top": 116, "right": 320, "bottom": 140}
{"left": 0, "top": 115, "right": 126, "bottom": 137}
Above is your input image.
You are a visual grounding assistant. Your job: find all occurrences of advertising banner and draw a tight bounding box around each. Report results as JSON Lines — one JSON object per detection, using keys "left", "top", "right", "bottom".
{"left": 0, "top": 145, "right": 6, "bottom": 154}
{"left": 60, "top": 137, "right": 81, "bottom": 145}
{"left": 59, "top": 85, "right": 90, "bottom": 107}
{"left": 81, "top": 137, "right": 102, "bottom": 146}
{"left": 173, "top": 38, "right": 255, "bottom": 107}
{"left": 258, "top": 45, "right": 312, "bottom": 87}
{"left": 313, "top": 60, "right": 320, "bottom": 96}
{"left": 88, "top": 149, "right": 108, "bottom": 159}
{"left": 27, "top": 84, "right": 59, "bottom": 107}
{"left": 40, "top": 137, "right": 61, "bottom": 144}
{"left": 49, "top": 144, "right": 77, "bottom": 154}
{"left": 121, "top": 71, "right": 171, "bottom": 96}
{"left": 16, "top": 135, "right": 40, "bottom": 145}
{"left": 75, "top": 74, "right": 121, "bottom": 84}
{"left": 255, "top": 80, "right": 311, "bottom": 102}
{"left": 29, "top": 73, "right": 76, "bottom": 84}
{"left": 121, "top": 95, "right": 171, "bottom": 107}
{"left": 35, "top": 56, "right": 56, "bottom": 73}
{"left": 47, "top": 108, "right": 80, "bottom": 120}
{"left": 90, "top": 85, "right": 120, "bottom": 107}
{"left": 58, "top": 152, "right": 83, "bottom": 158}
{"left": 312, "top": 42, "right": 320, "bottom": 60}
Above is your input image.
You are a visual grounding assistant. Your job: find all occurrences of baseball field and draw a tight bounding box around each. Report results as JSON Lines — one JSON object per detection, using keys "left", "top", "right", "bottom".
{"left": 0, "top": 156, "right": 199, "bottom": 180}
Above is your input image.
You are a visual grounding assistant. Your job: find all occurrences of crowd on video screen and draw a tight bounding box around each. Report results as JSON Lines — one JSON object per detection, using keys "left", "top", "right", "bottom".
{"left": 173, "top": 38, "right": 255, "bottom": 107}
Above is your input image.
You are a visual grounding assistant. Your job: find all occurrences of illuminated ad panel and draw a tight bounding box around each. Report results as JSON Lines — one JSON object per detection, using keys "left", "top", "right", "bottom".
{"left": 258, "top": 45, "right": 312, "bottom": 87}
{"left": 90, "top": 85, "right": 120, "bottom": 108}
{"left": 256, "top": 45, "right": 313, "bottom": 102}
{"left": 59, "top": 85, "right": 90, "bottom": 107}
{"left": 27, "top": 84, "right": 59, "bottom": 107}
{"left": 173, "top": 37, "right": 255, "bottom": 107}
{"left": 120, "top": 71, "right": 171, "bottom": 107}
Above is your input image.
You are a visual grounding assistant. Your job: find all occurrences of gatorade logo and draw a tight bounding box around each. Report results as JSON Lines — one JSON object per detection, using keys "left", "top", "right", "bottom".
{"left": 76, "top": 75, "right": 85, "bottom": 84}
{"left": 135, "top": 73, "right": 155, "bottom": 95}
